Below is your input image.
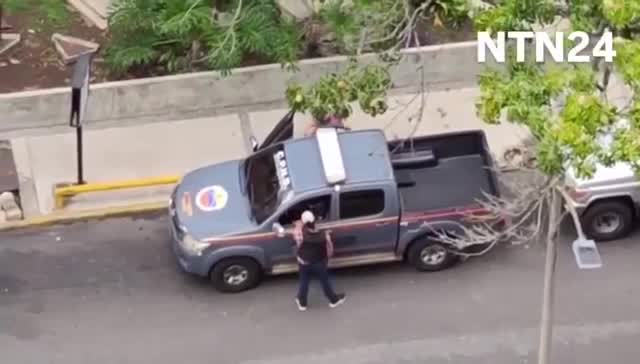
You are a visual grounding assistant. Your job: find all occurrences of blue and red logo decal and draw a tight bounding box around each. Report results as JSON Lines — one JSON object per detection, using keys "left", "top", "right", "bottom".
{"left": 195, "top": 185, "right": 229, "bottom": 212}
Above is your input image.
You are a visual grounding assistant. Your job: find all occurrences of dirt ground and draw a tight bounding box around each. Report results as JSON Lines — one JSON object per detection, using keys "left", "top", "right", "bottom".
{"left": 0, "top": 9, "right": 476, "bottom": 94}
{"left": 416, "top": 16, "right": 476, "bottom": 46}
{"left": 0, "top": 6, "right": 109, "bottom": 93}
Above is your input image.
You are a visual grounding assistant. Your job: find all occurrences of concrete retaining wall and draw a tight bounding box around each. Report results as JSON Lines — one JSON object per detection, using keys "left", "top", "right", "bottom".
{"left": 1, "top": 36, "right": 629, "bottom": 139}
{"left": 0, "top": 41, "right": 496, "bottom": 138}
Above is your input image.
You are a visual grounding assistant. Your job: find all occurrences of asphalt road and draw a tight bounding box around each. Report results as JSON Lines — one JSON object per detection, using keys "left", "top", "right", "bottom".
{"left": 1, "top": 215, "right": 639, "bottom": 364}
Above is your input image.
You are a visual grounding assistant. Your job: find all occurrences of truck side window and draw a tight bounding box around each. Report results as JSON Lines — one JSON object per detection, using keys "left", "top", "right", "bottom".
{"left": 339, "top": 189, "right": 385, "bottom": 219}
{"left": 278, "top": 195, "right": 331, "bottom": 227}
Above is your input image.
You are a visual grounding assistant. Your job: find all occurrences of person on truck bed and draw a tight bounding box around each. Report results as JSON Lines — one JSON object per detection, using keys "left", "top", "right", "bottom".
{"left": 304, "top": 115, "right": 348, "bottom": 136}
{"left": 292, "top": 210, "right": 346, "bottom": 311}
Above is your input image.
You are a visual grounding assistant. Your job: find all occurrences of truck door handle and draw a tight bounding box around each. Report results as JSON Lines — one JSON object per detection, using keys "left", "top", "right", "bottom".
{"left": 375, "top": 222, "right": 391, "bottom": 227}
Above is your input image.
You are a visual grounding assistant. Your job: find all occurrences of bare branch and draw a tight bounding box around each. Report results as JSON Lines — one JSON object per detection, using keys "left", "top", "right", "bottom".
{"left": 362, "top": 0, "right": 432, "bottom": 51}
{"left": 425, "top": 168, "right": 563, "bottom": 256}
{"left": 556, "top": 185, "right": 586, "bottom": 239}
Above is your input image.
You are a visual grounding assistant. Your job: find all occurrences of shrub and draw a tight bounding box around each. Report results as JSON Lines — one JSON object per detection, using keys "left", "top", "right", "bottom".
{"left": 286, "top": 59, "right": 392, "bottom": 122}
{"left": 104, "top": 0, "right": 303, "bottom": 75}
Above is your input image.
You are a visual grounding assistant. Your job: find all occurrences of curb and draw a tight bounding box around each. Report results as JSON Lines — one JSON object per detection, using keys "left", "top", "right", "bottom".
{"left": 0, "top": 201, "right": 168, "bottom": 232}
{"left": 0, "top": 169, "right": 537, "bottom": 233}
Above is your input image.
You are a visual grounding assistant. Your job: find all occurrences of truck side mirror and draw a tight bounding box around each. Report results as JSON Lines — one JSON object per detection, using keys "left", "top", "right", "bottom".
{"left": 272, "top": 222, "right": 285, "bottom": 237}
{"left": 250, "top": 136, "right": 259, "bottom": 152}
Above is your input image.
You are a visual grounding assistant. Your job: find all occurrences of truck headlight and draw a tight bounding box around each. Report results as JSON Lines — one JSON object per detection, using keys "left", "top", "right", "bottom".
{"left": 180, "top": 234, "right": 210, "bottom": 256}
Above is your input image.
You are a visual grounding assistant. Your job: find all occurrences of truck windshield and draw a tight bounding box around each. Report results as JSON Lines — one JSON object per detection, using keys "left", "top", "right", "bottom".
{"left": 245, "top": 146, "right": 285, "bottom": 224}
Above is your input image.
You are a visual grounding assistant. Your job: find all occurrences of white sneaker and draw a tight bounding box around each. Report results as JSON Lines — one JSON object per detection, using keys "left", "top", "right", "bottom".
{"left": 296, "top": 298, "right": 307, "bottom": 311}
{"left": 329, "top": 294, "right": 346, "bottom": 308}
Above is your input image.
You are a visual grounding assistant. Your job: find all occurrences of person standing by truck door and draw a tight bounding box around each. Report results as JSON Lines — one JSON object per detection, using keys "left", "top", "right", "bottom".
{"left": 293, "top": 210, "right": 346, "bottom": 311}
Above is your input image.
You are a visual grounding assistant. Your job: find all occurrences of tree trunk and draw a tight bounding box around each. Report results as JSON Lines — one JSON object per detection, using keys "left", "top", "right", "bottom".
{"left": 537, "top": 189, "right": 561, "bottom": 364}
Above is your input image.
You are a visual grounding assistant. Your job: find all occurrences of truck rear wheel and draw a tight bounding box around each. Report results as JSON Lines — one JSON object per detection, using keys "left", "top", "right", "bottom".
{"left": 210, "top": 257, "right": 262, "bottom": 293}
{"left": 582, "top": 200, "right": 634, "bottom": 242}
{"left": 407, "top": 239, "right": 458, "bottom": 272}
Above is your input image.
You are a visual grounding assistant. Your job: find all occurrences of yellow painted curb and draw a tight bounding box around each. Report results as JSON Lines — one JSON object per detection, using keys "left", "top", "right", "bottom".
{"left": 54, "top": 175, "right": 179, "bottom": 209}
{"left": 0, "top": 201, "right": 168, "bottom": 232}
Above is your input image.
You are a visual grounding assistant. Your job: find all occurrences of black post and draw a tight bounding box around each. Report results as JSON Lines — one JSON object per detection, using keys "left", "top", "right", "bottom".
{"left": 76, "top": 125, "right": 84, "bottom": 184}
{"left": 69, "top": 53, "right": 92, "bottom": 185}
{"left": 1, "top": 4, "right": 4, "bottom": 38}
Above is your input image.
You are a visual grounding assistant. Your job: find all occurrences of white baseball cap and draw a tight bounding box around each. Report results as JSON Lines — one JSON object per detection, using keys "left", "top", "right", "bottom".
{"left": 301, "top": 210, "right": 315, "bottom": 224}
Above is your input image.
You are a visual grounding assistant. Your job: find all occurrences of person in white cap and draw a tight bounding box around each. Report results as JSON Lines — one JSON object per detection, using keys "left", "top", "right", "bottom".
{"left": 293, "top": 210, "right": 346, "bottom": 311}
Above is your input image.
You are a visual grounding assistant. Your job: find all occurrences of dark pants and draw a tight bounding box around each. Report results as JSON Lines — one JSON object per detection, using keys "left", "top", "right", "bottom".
{"left": 297, "top": 260, "right": 339, "bottom": 305}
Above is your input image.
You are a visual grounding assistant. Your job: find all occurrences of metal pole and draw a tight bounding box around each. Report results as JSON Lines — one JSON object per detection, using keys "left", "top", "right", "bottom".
{"left": 69, "top": 53, "right": 92, "bottom": 186}
{"left": 76, "top": 124, "right": 84, "bottom": 184}
{"left": 537, "top": 189, "right": 559, "bottom": 364}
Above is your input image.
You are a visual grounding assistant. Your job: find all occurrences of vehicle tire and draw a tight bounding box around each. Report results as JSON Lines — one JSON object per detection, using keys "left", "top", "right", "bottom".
{"left": 582, "top": 200, "right": 634, "bottom": 242}
{"left": 407, "top": 239, "right": 458, "bottom": 272}
{"left": 210, "top": 257, "right": 262, "bottom": 293}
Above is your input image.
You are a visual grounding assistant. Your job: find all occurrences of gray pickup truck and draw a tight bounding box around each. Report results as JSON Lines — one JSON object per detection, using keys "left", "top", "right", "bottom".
{"left": 169, "top": 112, "right": 502, "bottom": 292}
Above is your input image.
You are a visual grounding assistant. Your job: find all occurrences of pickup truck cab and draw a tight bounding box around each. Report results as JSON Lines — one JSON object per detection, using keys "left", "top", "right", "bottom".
{"left": 169, "top": 112, "right": 501, "bottom": 292}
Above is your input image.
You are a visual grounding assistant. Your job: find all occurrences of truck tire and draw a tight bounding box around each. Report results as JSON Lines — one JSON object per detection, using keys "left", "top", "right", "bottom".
{"left": 210, "top": 257, "right": 262, "bottom": 293}
{"left": 582, "top": 200, "right": 634, "bottom": 242}
{"left": 407, "top": 239, "right": 458, "bottom": 272}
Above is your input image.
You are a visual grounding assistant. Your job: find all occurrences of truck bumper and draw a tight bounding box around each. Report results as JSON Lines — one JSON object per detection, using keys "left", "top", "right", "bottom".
{"left": 169, "top": 218, "right": 209, "bottom": 278}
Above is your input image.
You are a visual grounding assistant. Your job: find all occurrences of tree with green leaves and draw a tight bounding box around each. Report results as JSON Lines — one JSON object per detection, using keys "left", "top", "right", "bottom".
{"left": 284, "top": 0, "right": 486, "bottom": 129}
{"left": 426, "top": 1, "right": 639, "bottom": 364}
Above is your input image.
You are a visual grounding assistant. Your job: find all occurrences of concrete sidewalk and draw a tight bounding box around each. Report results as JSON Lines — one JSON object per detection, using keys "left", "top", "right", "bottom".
{"left": 10, "top": 86, "right": 535, "bottom": 219}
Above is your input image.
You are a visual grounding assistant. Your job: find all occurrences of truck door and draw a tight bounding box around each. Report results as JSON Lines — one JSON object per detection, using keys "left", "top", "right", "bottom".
{"left": 267, "top": 193, "right": 334, "bottom": 267}
{"left": 329, "top": 186, "right": 399, "bottom": 258}
{"left": 253, "top": 110, "right": 295, "bottom": 151}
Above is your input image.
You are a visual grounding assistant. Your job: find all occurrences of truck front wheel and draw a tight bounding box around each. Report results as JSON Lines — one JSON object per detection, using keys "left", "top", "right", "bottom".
{"left": 407, "top": 240, "right": 458, "bottom": 272}
{"left": 582, "top": 200, "right": 634, "bottom": 242}
{"left": 210, "top": 257, "right": 262, "bottom": 293}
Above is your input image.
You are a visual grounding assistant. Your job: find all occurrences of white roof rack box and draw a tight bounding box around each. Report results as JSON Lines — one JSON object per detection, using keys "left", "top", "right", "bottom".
{"left": 315, "top": 128, "right": 346, "bottom": 184}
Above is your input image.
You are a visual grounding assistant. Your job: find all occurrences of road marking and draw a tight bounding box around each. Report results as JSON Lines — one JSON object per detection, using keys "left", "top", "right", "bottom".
{"left": 239, "top": 320, "right": 640, "bottom": 364}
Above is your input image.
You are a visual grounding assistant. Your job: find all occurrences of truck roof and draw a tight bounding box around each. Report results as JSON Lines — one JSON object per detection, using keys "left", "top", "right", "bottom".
{"left": 283, "top": 129, "right": 395, "bottom": 192}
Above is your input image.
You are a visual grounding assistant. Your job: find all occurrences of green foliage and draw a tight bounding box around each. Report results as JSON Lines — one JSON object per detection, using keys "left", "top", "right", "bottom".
{"left": 474, "top": 0, "right": 640, "bottom": 180}
{"left": 318, "top": 0, "right": 407, "bottom": 53}
{"left": 2, "top": 0, "right": 69, "bottom": 28}
{"left": 614, "top": 38, "right": 640, "bottom": 91}
{"left": 429, "top": 0, "right": 472, "bottom": 28}
{"left": 569, "top": 0, "right": 604, "bottom": 32}
{"left": 286, "top": 60, "right": 392, "bottom": 121}
{"left": 2, "top": 0, "right": 30, "bottom": 12}
{"left": 603, "top": 0, "right": 640, "bottom": 28}
{"left": 474, "top": 0, "right": 556, "bottom": 34}
{"left": 104, "top": 0, "right": 303, "bottom": 75}
{"left": 317, "top": 0, "right": 474, "bottom": 54}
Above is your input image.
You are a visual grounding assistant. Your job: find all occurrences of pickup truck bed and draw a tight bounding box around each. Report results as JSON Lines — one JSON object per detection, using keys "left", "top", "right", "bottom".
{"left": 388, "top": 131, "right": 499, "bottom": 213}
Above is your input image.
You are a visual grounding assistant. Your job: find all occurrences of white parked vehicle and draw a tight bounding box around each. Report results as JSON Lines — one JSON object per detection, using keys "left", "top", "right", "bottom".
{"left": 565, "top": 162, "right": 639, "bottom": 241}
{"left": 564, "top": 120, "right": 639, "bottom": 241}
